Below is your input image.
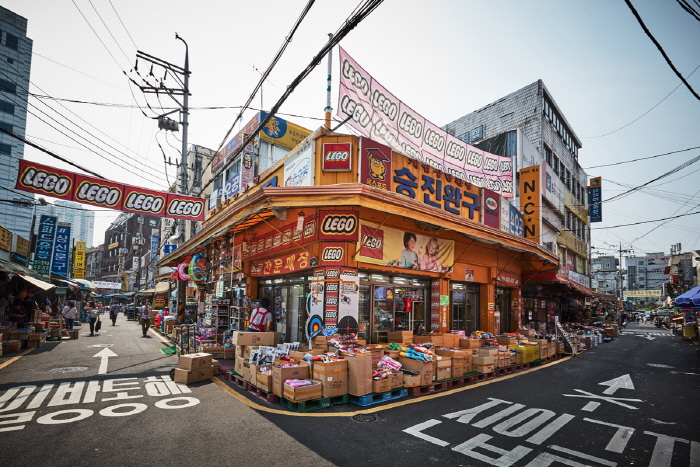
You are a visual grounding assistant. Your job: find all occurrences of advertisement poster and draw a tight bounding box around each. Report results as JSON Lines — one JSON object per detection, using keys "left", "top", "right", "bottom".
{"left": 305, "top": 272, "right": 325, "bottom": 341}
{"left": 357, "top": 221, "right": 454, "bottom": 272}
{"left": 283, "top": 141, "right": 315, "bottom": 187}
{"left": 338, "top": 270, "right": 360, "bottom": 335}
{"left": 482, "top": 188, "right": 501, "bottom": 229}
{"left": 34, "top": 215, "right": 58, "bottom": 275}
{"left": 359, "top": 137, "right": 392, "bottom": 191}
{"left": 0, "top": 225, "right": 11, "bottom": 251}
{"left": 50, "top": 222, "right": 71, "bottom": 275}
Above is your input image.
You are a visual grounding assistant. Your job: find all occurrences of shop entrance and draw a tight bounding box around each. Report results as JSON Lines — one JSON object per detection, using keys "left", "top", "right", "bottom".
{"left": 259, "top": 276, "right": 309, "bottom": 343}
{"left": 495, "top": 287, "right": 512, "bottom": 334}
{"left": 358, "top": 273, "right": 428, "bottom": 344}
{"left": 451, "top": 282, "right": 479, "bottom": 333}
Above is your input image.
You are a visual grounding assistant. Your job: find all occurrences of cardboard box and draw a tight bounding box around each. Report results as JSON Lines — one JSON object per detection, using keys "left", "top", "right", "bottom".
{"left": 399, "top": 357, "right": 434, "bottom": 386}
{"left": 243, "top": 361, "right": 269, "bottom": 384}
{"left": 373, "top": 378, "right": 392, "bottom": 393}
{"left": 272, "top": 364, "right": 309, "bottom": 398}
{"left": 459, "top": 338, "right": 482, "bottom": 349}
{"left": 473, "top": 355, "right": 496, "bottom": 366}
{"left": 496, "top": 336, "right": 518, "bottom": 345}
{"left": 345, "top": 353, "right": 373, "bottom": 396}
{"left": 367, "top": 347, "right": 385, "bottom": 365}
{"left": 311, "top": 335, "right": 330, "bottom": 350}
{"left": 283, "top": 380, "right": 322, "bottom": 402}
{"left": 557, "top": 343, "right": 565, "bottom": 353}
{"left": 289, "top": 349, "right": 326, "bottom": 360}
{"left": 474, "top": 363, "right": 495, "bottom": 373}
{"left": 173, "top": 366, "right": 214, "bottom": 384}
{"left": 520, "top": 329, "right": 536, "bottom": 337}
{"left": 442, "top": 333, "right": 459, "bottom": 348}
{"left": 390, "top": 371, "right": 403, "bottom": 389}
{"left": 179, "top": 353, "right": 213, "bottom": 371}
{"left": 403, "top": 373, "right": 422, "bottom": 387}
{"left": 69, "top": 330, "right": 79, "bottom": 340}
{"left": 413, "top": 335, "right": 444, "bottom": 346}
{"left": 312, "top": 359, "right": 348, "bottom": 398}
{"left": 384, "top": 349, "right": 401, "bottom": 360}
{"left": 231, "top": 331, "right": 279, "bottom": 346}
{"left": 255, "top": 367, "right": 273, "bottom": 392}
{"left": 2, "top": 340, "right": 20, "bottom": 352}
{"left": 478, "top": 348, "right": 499, "bottom": 357}
{"left": 387, "top": 330, "right": 413, "bottom": 344}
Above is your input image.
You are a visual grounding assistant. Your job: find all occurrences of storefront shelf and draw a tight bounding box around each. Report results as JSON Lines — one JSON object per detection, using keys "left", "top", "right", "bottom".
{"left": 281, "top": 394, "right": 349, "bottom": 412}
{"left": 349, "top": 388, "right": 408, "bottom": 407}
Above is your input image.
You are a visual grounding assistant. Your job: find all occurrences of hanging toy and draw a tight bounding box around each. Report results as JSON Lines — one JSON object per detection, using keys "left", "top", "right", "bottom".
{"left": 188, "top": 253, "right": 207, "bottom": 282}
{"left": 177, "top": 262, "right": 190, "bottom": 281}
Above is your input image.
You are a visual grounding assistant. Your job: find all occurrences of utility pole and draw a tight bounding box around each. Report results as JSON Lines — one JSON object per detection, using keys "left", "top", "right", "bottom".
{"left": 618, "top": 242, "right": 633, "bottom": 310}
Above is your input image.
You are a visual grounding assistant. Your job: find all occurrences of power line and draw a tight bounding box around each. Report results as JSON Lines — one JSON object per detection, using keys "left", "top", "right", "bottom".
{"left": 676, "top": 0, "right": 700, "bottom": 21}
{"left": 108, "top": 0, "right": 138, "bottom": 49}
{"left": 87, "top": 0, "right": 133, "bottom": 64}
{"left": 624, "top": 0, "right": 700, "bottom": 101}
{"left": 591, "top": 209, "right": 700, "bottom": 229}
{"left": 72, "top": 0, "right": 130, "bottom": 73}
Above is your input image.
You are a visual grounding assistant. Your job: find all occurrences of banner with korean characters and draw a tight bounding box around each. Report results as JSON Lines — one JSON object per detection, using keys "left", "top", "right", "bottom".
{"left": 357, "top": 221, "right": 454, "bottom": 273}
{"left": 337, "top": 47, "right": 513, "bottom": 198}
{"left": 0, "top": 225, "right": 11, "bottom": 251}
{"left": 249, "top": 250, "right": 312, "bottom": 277}
{"left": 243, "top": 215, "right": 316, "bottom": 259}
{"left": 34, "top": 215, "right": 58, "bottom": 275}
{"left": 50, "top": 222, "right": 71, "bottom": 275}
{"left": 589, "top": 176, "right": 602, "bottom": 222}
{"left": 15, "top": 159, "right": 206, "bottom": 221}
{"left": 73, "top": 242, "right": 86, "bottom": 279}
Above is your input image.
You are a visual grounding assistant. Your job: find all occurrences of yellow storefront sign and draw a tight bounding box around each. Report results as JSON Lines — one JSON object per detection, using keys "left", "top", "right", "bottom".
{"left": 73, "top": 241, "right": 86, "bottom": 279}
{"left": 623, "top": 290, "right": 661, "bottom": 298}
{"left": 519, "top": 165, "right": 541, "bottom": 241}
{"left": 557, "top": 230, "right": 588, "bottom": 258}
{"left": 0, "top": 225, "right": 12, "bottom": 251}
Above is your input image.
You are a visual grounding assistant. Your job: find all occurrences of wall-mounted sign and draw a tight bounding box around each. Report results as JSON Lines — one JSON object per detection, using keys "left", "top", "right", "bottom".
{"left": 51, "top": 222, "right": 71, "bottom": 275}
{"left": 34, "top": 215, "right": 58, "bottom": 275}
{"left": 0, "top": 225, "right": 11, "bottom": 251}
{"left": 519, "top": 165, "right": 541, "bottom": 241}
{"left": 73, "top": 241, "right": 86, "bottom": 279}
{"left": 589, "top": 177, "right": 602, "bottom": 223}
{"left": 482, "top": 188, "right": 500, "bottom": 229}
{"left": 16, "top": 159, "right": 205, "bottom": 221}
{"left": 250, "top": 250, "right": 312, "bottom": 277}
{"left": 318, "top": 210, "right": 359, "bottom": 241}
{"left": 496, "top": 271, "right": 520, "bottom": 287}
{"left": 322, "top": 142, "right": 352, "bottom": 172}
{"left": 320, "top": 242, "right": 346, "bottom": 266}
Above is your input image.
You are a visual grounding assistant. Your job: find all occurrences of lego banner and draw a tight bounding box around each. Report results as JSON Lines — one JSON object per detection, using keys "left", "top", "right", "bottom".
{"left": 337, "top": 47, "right": 513, "bottom": 198}
{"left": 357, "top": 221, "right": 454, "bottom": 272}
{"left": 50, "top": 222, "right": 71, "bottom": 275}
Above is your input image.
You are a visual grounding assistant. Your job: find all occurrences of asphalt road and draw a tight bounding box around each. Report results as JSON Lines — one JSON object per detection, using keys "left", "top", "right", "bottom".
{"left": 1, "top": 318, "right": 698, "bottom": 466}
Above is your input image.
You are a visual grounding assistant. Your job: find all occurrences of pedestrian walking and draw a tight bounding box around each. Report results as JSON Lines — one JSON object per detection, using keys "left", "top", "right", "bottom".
{"left": 62, "top": 300, "right": 78, "bottom": 331}
{"left": 140, "top": 300, "right": 152, "bottom": 337}
{"left": 109, "top": 301, "right": 120, "bottom": 326}
{"left": 84, "top": 301, "right": 100, "bottom": 336}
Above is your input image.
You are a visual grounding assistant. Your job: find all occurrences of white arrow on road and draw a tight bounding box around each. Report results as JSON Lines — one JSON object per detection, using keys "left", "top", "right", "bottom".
{"left": 599, "top": 374, "right": 635, "bottom": 395}
{"left": 94, "top": 347, "right": 118, "bottom": 375}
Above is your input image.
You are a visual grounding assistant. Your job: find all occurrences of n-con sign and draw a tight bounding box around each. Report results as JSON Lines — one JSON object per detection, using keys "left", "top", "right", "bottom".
{"left": 15, "top": 159, "right": 205, "bottom": 221}
{"left": 318, "top": 210, "right": 359, "bottom": 241}
{"left": 519, "top": 165, "right": 541, "bottom": 240}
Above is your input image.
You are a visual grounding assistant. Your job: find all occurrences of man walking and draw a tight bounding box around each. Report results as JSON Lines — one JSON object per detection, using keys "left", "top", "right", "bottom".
{"left": 140, "top": 300, "right": 152, "bottom": 337}
{"left": 109, "top": 300, "right": 120, "bottom": 326}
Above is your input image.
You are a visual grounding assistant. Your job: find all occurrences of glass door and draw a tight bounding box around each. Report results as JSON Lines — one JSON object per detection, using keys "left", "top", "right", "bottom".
{"left": 289, "top": 284, "right": 305, "bottom": 343}
{"left": 495, "top": 287, "right": 512, "bottom": 334}
{"left": 372, "top": 286, "right": 394, "bottom": 344}
{"left": 451, "top": 283, "right": 479, "bottom": 333}
{"left": 358, "top": 284, "right": 370, "bottom": 342}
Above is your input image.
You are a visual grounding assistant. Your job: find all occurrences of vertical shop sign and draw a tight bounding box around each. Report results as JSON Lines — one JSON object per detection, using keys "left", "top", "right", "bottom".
{"left": 160, "top": 218, "right": 175, "bottom": 257}
{"left": 150, "top": 229, "right": 159, "bottom": 262}
{"left": 338, "top": 269, "right": 360, "bottom": 335}
{"left": 73, "top": 242, "right": 86, "bottom": 279}
{"left": 482, "top": 188, "right": 500, "bottom": 229}
{"left": 431, "top": 280, "right": 441, "bottom": 332}
{"left": 322, "top": 142, "right": 353, "bottom": 172}
{"left": 519, "top": 165, "right": 541, "bottom": 240}
{"left": 34, "top": 215, "right": 58, "bottom": 275}
{"left": 50, "top": 222, "right": 71, "bottom": 275}
{"left": 306, "top": 271, "right": 325, "bottom": 341}
{"left": 0, "top": 225, "right": 11, "bottom": 251}
{"left": 589, "top": 177, "right": 602, "bottom": 222}
{"left": 324, "top": 269, "right": 340, "bottom": 330}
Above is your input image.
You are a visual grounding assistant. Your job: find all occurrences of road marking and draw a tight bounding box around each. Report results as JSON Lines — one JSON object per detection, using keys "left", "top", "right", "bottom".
{"left": 599, "top": 374, "right": 634, "bottom": 395}
{"left": 402, "top": 419, "right": 449, "bottom": 446}
{"left": 548, "top": 445, "right": 617, "bottom": 466}
{"left": 583, "top": 418, "right": 634, "bottom": 453}
{"left": 563, "top": 389, "right": 643, "bottom": 409}
{"left": 0, "top": 349, "right": 33, "bottom": 371}
{"left": 94, "top": 347, "right": 118, "bottom": 375}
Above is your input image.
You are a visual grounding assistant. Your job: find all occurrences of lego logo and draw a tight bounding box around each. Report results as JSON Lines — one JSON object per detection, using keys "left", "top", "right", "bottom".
{"left": 361, "top": 234, "right": 382, "bottom": 250}
{"left": 326, "top": 283, "right": 339, "bottom": 292}
{"left": 76, "top": 182, "right": 121, "bottom": 206}
{"left": 326, "top": 269, "right": 340, "bottom": 278}
{"left": 325, "top": 297, "right": 338, "bottom": 306}
{"left": 325, "top": 151, "right": 349, "bottom": 161}
{"left": 323, "top": 247, "right": 344, "bottom": 261}
{"left": 125, "top": 192, "right": 164, "bottom": 213}
{"left": 168, "top": 199, "right": 203, "bottom": 217}
{"left": 21, "top": 168, "right": 71, "bottom": 196}
{"left": 322, "top": 215, "right": 357, "bottom": 235}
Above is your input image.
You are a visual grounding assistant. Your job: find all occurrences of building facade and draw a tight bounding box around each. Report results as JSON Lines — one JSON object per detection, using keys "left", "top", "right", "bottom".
{"left": 0, "top": 6, "right": 34, "bottom": 239}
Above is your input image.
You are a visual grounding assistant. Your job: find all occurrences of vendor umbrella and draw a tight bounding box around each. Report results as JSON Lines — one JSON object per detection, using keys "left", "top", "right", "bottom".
{"left": 673, "top": 285, "right": 700, "bottom": 307}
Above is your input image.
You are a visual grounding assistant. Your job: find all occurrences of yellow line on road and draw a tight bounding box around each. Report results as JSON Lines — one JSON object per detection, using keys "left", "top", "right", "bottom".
{"left": 0, "top": 349, "right": 34, "bottom": 370}
{"left": 212, "top": 356, "right": 572, "bottom": 417}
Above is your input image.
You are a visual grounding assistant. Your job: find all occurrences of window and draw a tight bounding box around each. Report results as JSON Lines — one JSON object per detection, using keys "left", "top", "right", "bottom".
{"left": 0, "top": 142, "right": 11, "bottom": 155}
{"left": 149, "top": 219, "right": 157, "bottom": 227}
{"left": 552, "top": 155, "right": 560, "bottom": 176}
{"left": 560, "top": 161, "right": 566, "bottom": 181}
{"left": 0, "top": 100, "right": 14, "bottom": 115}
{"left": 0, "top": 121, "right": 12, "bottom": 134}
{"left": 543, "top": 145, "right": 552, "bottom": 166}
{"left": 0, "top": 79, "right": 16, "bottom": 94}
{"left": 565, "top": 170, "right": 572, "bottom": 190}
{"left": 5, "top": 34, "right": 18, "bottom": 51}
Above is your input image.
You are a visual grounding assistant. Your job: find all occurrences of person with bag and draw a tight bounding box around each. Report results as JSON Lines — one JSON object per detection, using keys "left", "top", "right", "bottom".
{"left": 247, "top": 297, "right": 272, "bottom": 332}
{"left": 140, "top": 300, "right": 152, "bottom": 337}
{"left": 108, "top": 300, "right": 120, "bottom": 326}
{"left": 84, "top": 301, "right": 100, "bottom": 336}
{"left": 62, "top": 300, "right": 78, "bottom": 331}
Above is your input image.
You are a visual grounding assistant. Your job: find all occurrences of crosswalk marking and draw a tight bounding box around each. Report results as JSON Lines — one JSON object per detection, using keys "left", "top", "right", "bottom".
{"left": 620, "top": 332, "right": 674, "bottom": 337}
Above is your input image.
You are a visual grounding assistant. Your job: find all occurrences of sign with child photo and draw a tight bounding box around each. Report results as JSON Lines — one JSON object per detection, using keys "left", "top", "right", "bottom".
{"left": 356, "top": 221, "right": 454, "bottom": 272}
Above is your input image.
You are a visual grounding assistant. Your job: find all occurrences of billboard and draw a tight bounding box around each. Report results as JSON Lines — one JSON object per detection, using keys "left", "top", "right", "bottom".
{"left": 519, "top": 165, "right": 542, "bottom": 241}
{"left": 34, "top": 215, "right": 58, "bottom": 275}
{"left": 589, "top": 177, "right": 602, "bottom": 222}
{"left": 51, "top": 222, "right": 71, "bottom": 275}
{"left": 16, "top": 159, "right": 205, "bottom": 221}
{"left": 337, "top": 48, "right": 513, "bottom": 198}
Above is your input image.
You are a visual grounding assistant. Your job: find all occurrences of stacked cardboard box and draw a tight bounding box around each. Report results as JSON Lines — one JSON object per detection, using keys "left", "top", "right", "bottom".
{"left": 173, "top": 353, "right": 216, "bottom": 384}
{"left": 433, "top": 357, "right": 452, "bottom": 381}
{"left": 345, "top": 353, "right": 373, "bottom": 396}
{"left": 399, "top": 357, "right": 433, "bottom": 386}
{"left": 256, "top": 367, "right": 273, "bottom": 392}
{"left": 283, "top": 380, "right": 322, "bottom": 402}
{"left": 459, "top": 338, "right": 482, "bottom": 349}
{"left": 436, "top": 349, "right": 468, "bottom": 377}
{"left": 272, "top": 364, "right": 309, "bottom": 398}
{"left": 231, "top": 331, "right": 280, "bottom": 346}
{"left": 473, "top": 355, "right": 495, "bottom": 373}
{"left": 387, "top": 330, "right": 413, "bottom": 344}
{"left": 312, "top": 359, "right": 348, "bottom": 398}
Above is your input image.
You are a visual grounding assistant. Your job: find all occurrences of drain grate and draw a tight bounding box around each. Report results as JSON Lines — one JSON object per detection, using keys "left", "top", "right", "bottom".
{"left": 352, "top": 414, "right": 377, "bottom": 423}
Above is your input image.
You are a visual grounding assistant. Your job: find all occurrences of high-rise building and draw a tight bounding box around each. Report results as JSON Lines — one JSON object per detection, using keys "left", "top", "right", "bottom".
{"left": 34, "top": 200, "right": 95, "bottom": 247}
{"left": 0, "top": 6, "right": 33, "bottom": 239}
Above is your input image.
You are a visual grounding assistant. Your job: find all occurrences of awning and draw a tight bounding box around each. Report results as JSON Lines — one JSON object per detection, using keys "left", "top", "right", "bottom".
{"left": 0, "top": 258, "right": 36, "bottom": 275}
{"left": 154, "top": 281, "right": 170, "bottom": 293}
{"left": 51, "top": 273, "right": 80, "bottom": 289}
{"left": 522, "top": 269, "right": 595, "bottom": 297}
{"left": 136, "top": 288, "right": 155, "bottom": 295}
{"left": 74, "top": 279, "right": 97, "bottom": 291}
{"left": 19, "top": 274, "right": 55, "bottom": 291}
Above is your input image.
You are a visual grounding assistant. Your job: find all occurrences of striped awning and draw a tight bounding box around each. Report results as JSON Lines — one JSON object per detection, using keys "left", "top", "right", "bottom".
{"left": 19, "top": 274, "right": 55, "bottom": 291}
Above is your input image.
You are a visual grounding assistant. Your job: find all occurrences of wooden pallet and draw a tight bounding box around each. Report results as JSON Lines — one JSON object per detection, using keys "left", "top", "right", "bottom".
{"left": 245, "top": 384, "right": 280, "bottom": 404}
{"left": 281, "top": 394, "right": 349, "bottom": 412}
{"left": 408, "top": 380, "right": 453, "bottom": 396}
{"left": 349, "top": 388, "right": 408, "bottom": 406}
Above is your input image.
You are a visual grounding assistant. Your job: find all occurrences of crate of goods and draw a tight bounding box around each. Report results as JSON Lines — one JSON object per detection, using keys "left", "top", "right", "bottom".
{"left": 344, "top": 353, "right": 373, "bottom": 397}
{"left": 312, "top": 359, "right": 348, "bottom": 398}
{"left": 69, "top": 330, "right": 79, "bottom": 340}
{"left": 311, "top": 335, "right": 330, "bottom": 350}
{"left": 390, "top": 370, "right": 403, "bottom": 389}
{"left": 473, "top": 356, "right": 495, "bottom": 374}
{"left": 3, "top": 340, "right": 20, "bottom": 352}
{"left": 255, "top": 367, "right": 273, "bottom": 392}
{"left": 403, "top": 372, "right": 422, "bottom": 388}
{"left": 283, "top": 380, "right": 323, "bottom": 402}
{"left": 495, "top": 336, "right": 518, "bottom": 345}
{"left": 399, "top": 357, "right": 433, "bottom": 386}
{"left": 387, "top": 330, "right": 413, "bottom": 344}
{"left": 442, "top": 333, "right": 460, "bottom": 348}
{"left": 173, "top": 366, "right": 215, "bottom": 384}
{"left": 459, "top": 338, "right": 482, "bottom": 349}
{"left": 272, "top": 364, "right": 310, "bottom": 398}
{"left": 520, "top": 329, "right": 536, "bottom": 337}
{"left": 372, "top": 378, "right": 392, "bottom": 393}
{"left": 436, "top": 349, "right": 467, "bottom": 377}
{"left": 231, "top": 331, "right": 280, "bottom": 346}
{"left": 433, "top": 357, "right": 452, "bottom": 381}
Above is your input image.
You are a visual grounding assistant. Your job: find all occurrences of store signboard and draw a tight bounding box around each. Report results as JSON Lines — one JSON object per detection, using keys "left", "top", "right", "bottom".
{"left": 322, "top": 142, "right": 352, "bottom": 172}
{"left": 496, "top": 271, "right": 520, "bottom": 287}
{"left": 73, "top": 242, "right": 86, "bottom": 279}
{"left": 499, "top": 197, "right": 511, "bottom": 233}
{"left": 337, "top": 47, "right": 513, "bottom": 198}
{"left": 283, "top": 139, "right": 315, "bottom": 187}
{"left": 318, "top": 210, "right": 359, "bottom": 241}
{"left": 519, "top": 165, "right": 541, "bottom": 241}
{"left": 15, "top": 235, "right": 29, "bottom": 257}
{"left": 0, "top": 225, "right": 11, "bottom": 251}
{"left": 250, "top": 250, "right": 312, "bottom": 277}
{"left": 160, "top": 218, "right": 174, "bottom": 258}
{"left": 150, "top": 233, "right": 159, "bottom": 262}
{"left": 623, "top": 290, "right": 661, "bottom": 298}
{"left": 567, "top": 269, "right": 590, "bottom": 288}
{"left": 50, "top": 222, "right": 71, "bottom": 275}
{"left": 243, "top": 215, "right": 316, "bottom": 259}
{"left": 509, "top": 204, "right": 524, "bottom": 237}
{"left": 589, "top": 177, "right": 602, "bottom": 222}
{"left": 16, "top": 159, "right": 206, "bottom": 221}
{"left": 482, "top": 188, "right": 500, "bottom": 229}
{"left": 359, "top": 137, "right": 392, "bottom": 191}
{"left": 92, "top": 281, "right": 122, "bottom": 289}
{"left": 34, "top": 215, "right": 58, "bottom": 275}
{"left": 320, "top": 242, "right": 346, "bottom": 266}
{"left": 357, "top": 221, "right": 454, "bottom": 272}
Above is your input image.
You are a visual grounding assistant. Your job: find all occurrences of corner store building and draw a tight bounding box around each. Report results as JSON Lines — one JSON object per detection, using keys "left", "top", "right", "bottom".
{"left": 159, "top": 126, "right": 558, "bottom": 343}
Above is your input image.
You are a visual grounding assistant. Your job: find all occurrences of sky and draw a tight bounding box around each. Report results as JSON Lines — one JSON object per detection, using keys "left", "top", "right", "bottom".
{"left": 4, "top": 0, "right": 700, "bottom": 258}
